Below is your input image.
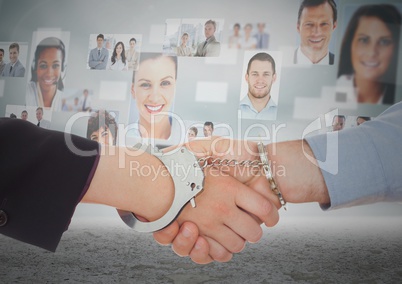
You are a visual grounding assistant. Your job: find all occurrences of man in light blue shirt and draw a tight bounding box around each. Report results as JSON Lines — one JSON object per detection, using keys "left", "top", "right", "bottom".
{"left": 239, "top": 52, "right": 278, "bottom": 120}
{"left": 154, "top": 102, "right": 402, "bottom": 264}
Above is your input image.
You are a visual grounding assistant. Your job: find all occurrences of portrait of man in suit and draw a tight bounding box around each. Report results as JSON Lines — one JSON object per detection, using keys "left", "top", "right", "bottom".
{"left": 254, "top": 23, "right": 270, "bottom": 49}
{"left": 80, "top": 89, "right": 92, "bottom": 112}
{"left": 36, "top": 107, "right": 51, "bottom": 129}
{"left": 88, "top": 34, "right": 109, "bottom": 70}
{"left": 194, "top": 20, "right": 221, "bottom": 57}
{"left": 294, "top": 0, "right": 337, "bottom": 65}
{"left": 1, "top": 43, "right": 26, "bottom": 77}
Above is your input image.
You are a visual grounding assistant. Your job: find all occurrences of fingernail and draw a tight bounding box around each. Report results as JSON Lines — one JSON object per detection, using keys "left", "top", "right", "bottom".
{"left": 182, "top": 226, "right": 192, "bottom": 238}
{"left": 194, "top": 240, "right": 202, "bottom": 250}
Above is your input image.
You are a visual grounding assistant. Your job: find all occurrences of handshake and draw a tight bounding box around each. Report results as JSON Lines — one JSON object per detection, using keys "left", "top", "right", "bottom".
{"left": 2, "top": 105, "right": 398, "bottom": 257}
{"left": 153, "top": 137, "right": 285, "bottom": 264}
{"left": 85, "top": 136, "right": 330, "bottom": 264}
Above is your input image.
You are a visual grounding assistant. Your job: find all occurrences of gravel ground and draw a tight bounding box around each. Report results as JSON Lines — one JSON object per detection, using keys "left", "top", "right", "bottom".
{"left": 1, "top": 216, "right": 402, "bottom": 283}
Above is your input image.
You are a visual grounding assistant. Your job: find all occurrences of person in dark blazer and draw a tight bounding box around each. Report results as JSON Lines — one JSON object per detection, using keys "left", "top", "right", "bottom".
{"left": 1, "top": 43, "right": 26, "bottom": 77}
{"left": 0, "top": 118, "right": 275, "bottom": 255}
{"left": 88, "top": 34, "right": 109, "bottom": 70}
{"left": 0, "top": 118, "right": 100, "bottom": 251}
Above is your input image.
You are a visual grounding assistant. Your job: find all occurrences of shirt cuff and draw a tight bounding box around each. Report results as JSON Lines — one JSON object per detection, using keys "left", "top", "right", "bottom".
{"left": 305, "top": 128, "right": 386, "bottom": 210}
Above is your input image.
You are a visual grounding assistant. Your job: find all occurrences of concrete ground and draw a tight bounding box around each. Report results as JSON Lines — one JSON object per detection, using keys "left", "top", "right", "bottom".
{"left": 1, "top": 216, "right": 402, "bottom": 283}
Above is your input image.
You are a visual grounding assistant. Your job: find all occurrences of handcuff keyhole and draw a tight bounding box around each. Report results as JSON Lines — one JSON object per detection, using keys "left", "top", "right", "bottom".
{"left": 190, "top": 183, "right": 196, "bottom": 191}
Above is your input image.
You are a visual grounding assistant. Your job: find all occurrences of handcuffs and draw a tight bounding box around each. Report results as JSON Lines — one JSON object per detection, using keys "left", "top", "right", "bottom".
{"left": 117, "top": 144, "right": 204, "bottom": 233}
{"left": 118, "top": 142, "right": 286, "bottom": 233}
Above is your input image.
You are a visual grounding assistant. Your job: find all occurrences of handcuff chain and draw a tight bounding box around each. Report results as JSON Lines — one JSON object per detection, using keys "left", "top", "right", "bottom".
{"left": 197, "top": 156, "right": 263, "bottom": 169}
{"left": 198, "top": 150, "right": 287, "bottom": 210}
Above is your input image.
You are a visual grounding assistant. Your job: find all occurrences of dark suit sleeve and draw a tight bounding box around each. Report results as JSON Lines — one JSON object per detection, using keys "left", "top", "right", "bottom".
{"left": 0, "top": 118, "right": 100, "bottom": 251}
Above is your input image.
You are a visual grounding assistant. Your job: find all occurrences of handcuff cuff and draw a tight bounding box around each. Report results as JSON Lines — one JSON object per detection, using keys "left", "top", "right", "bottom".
{"left": 117, "top": 143, "right": 204, "bottom": 233}
{"left": 118, "top": 142, "right": 286, "bottom": 233}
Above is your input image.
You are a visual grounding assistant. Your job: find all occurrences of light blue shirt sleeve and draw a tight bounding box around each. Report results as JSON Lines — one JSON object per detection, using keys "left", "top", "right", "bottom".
{"left": 305, "top": 102, "right": 402, "bottom": 210}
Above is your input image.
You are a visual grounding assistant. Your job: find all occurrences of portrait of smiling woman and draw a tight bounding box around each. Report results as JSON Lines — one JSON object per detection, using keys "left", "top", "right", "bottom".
{"left": 176, "top": 33, "right": 192, "bottom": 57}
{"left": 129, "top": 52, "right": 177, "bottom": 140}
{"left": 107, "top": 41, "right": 128, "bottom": 71}
{"left": 87, "top": 109, "right": 118, "bottom": 146}
{"left": 337, "top": 4, "right": 401, "bottom": 105}
{"left": 26, "top": 36, "right": 66, "bottom": 111}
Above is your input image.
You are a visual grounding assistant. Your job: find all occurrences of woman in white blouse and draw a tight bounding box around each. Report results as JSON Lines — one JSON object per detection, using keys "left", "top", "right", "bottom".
{"left": 108, "top": 41, "right": 128, "bottom": 71}
{"left": 176, "top": 33, "right": 192, "bottom": 57}
{"left": 126, "top": 38, "right": 139, "bottom": 71}
{"left": 337, "top": 4, "right": 401, "bottom": 104}
{"left": 239, "top": 23, "right": 257, "bottom": 50}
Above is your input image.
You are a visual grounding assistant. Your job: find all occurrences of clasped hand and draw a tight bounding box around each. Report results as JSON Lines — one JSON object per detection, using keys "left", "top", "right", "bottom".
{"left": 154, "top": 137, "right": 282, "bottom": 264}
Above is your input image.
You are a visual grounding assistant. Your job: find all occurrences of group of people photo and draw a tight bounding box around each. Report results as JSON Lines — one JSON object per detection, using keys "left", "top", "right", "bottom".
{"left": 87, "top": 33, "right": 141, "bottom": 71}
{"left": 1, "top": 1, "right": 399, "bottom": 130}
{"left": 7, "top": 106, "right": 51, "bottom": 129}
{"left": 1, "top": 0, "right": 400, "bottom": 142}
{"left": 293, "top": 1, "right": 400, "bottom": 104}
{"left": 228, "top": 22, "right": 270, "bottom": 50}
{"left": 165, "top": 19, "right": 223, "bottom": 57}
{"left": 331, "top": 114, "right": 371, "bottom": 132}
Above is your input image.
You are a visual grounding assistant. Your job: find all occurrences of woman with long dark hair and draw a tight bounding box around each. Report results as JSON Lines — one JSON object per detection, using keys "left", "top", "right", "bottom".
{"left": 337, "top": 4, "right": 401, "bottom": 104}
{"left": 108, "top": 41, "right": 127, "bottom": 71}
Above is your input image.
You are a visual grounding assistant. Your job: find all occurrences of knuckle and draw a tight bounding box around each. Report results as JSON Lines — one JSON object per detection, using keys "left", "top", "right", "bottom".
{"left": 259, "top": 198, "right": 273, "bottom": 218}
{"left": 213, "top": 202, "right": 231, "bottom": 216}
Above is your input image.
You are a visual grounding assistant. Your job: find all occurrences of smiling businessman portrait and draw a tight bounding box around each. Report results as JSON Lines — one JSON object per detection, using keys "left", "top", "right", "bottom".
{"left": 295, "top": 0, "right": 337, "bottom": 65}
